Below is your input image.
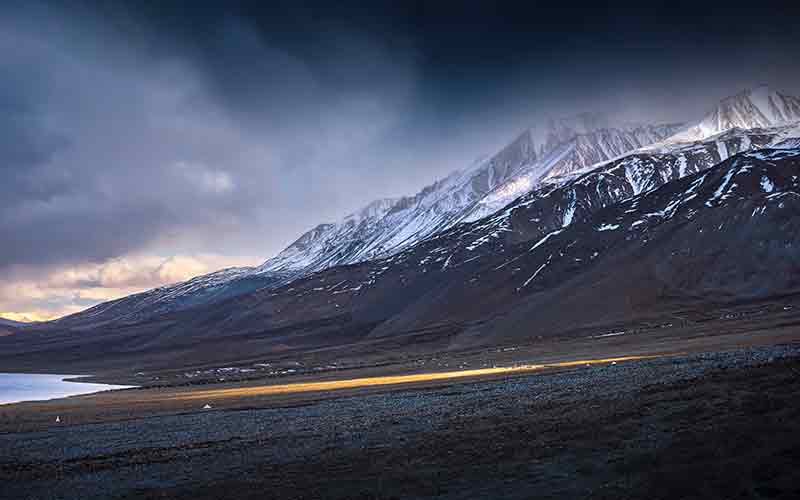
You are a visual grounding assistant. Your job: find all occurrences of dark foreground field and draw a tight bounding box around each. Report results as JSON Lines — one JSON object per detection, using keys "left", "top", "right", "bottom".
{"left": 2, "top": 342, "right": 800, "bottom": 500}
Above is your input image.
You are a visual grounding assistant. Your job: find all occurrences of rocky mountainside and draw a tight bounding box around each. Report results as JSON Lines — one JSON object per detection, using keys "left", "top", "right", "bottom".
{"left": 50, "top": 87, "right": 800, "bottom": 330}
{"left": 667, "top": 85, "right": 800, "bottom": 143}
{"left": 459, "top": 122, "right": 685, "bottom": 222}
{"left": 378, "top": 147, "right": 800, "bottom": 345}
{"left": 215, "top": 146, "right": 800, "bottom": 348}
{"left": 53, "top": 267, "right": 293, "bottom": 328}
{"left": 230, "top": 145, "right": 800, "bottom": 343}
{"left": 243, "top": 124, "right": 793, "bottom": 305}
{"left": 54, "top": 116, "right": 683, "bottom": 327}
{"left": 5, "top": 146, "right": 797, "bottom": 370}
{"left": 257, "top": 119, "right": 684, "bottom": 277}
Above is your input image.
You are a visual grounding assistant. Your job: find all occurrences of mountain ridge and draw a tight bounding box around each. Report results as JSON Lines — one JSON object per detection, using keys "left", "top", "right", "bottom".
{"left": 47, "top": 87, "right": 800, "bottom": 328}
{"left": 666, "top": 85, "right": 800, "bottom": 143}
{"left": 0, "top": 317, "right": 27, "bottom": 327}
{"left": 5, "top": 145, "right": 797, "bottom": 371}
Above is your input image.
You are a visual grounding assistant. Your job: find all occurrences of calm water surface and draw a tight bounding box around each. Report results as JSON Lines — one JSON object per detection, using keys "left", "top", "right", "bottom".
{"left": 0, "top": 373, "right": 134, "bottom": 405}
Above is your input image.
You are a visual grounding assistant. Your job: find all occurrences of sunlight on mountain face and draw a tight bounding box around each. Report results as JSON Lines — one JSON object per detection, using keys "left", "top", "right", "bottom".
{"left": 481, "top": 175, "right": 534, "bottom": 206}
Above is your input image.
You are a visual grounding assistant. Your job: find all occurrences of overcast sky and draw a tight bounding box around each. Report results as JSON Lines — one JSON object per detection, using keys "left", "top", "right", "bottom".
{"left": 2, "top": 0, "right": 800, "bottom": 320}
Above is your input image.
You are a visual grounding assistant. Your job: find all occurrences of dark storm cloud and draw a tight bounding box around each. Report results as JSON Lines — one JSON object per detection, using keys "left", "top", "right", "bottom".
{"left": 1, "top": 0, "right": 799, "bottom": 279}
{"left": 0, "top": 0, "right": 422, "bottom": 275}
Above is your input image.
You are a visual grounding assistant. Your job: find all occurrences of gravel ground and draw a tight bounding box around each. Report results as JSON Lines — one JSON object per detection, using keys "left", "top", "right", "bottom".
{"left": 2, "top": 343, "right": 800, "bottom": 499}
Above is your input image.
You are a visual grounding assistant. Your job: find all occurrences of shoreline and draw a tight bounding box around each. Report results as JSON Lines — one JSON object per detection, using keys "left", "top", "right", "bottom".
{"left": 2, "top": 341, "right": 799, "bottom": 499}
{"left": 0, "top": 373, "right": 136, "bottom": 407}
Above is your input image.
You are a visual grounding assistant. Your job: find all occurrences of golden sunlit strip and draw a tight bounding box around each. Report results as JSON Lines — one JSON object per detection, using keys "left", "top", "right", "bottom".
{"left": 166, "top": 355, "right": 663, "bottom": 402}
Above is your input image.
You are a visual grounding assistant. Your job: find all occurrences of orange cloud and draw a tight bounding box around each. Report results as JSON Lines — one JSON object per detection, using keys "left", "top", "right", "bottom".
{"left": 0, "top": 254, "right": 262, "bottom": 322}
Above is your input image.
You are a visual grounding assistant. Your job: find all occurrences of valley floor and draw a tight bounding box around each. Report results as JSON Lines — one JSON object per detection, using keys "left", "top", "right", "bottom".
{"left": 2, "top": 329, "right": 800, "bottom": 499}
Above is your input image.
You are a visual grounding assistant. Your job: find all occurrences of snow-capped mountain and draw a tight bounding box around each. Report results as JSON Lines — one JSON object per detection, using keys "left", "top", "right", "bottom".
{"left": 256, "top": 119, "right": 683, "bottom": 278}
{"left": 462, "top": 122, "right": 685, "bottom": 221}
{"left": 25, "top": 144, "right": 795, "bottom": 368}
{"left": 51, "top": 87, "right": 800, "bottom": 329}
{"left": 258, "top": 122, "right": 796, "bottom": 294}
{"left": 404, "top": 126, "right": 792, "bottom": 265}
{"left": 254, "top": 198, "right": 401, "bottom": 275}
{"left": 53, "top": 116, "right": 680, "bottom": 327}
{"left": 667, "top": 85, "right": 800, "bottom": 143}
{"left": 7, "top": 137, "right": 799, "bottom": 369}
{"left": 226, "top": 146, "right": 800, "bottom": 350}
{"left": 55, "top": 267, "right": 293, "bottom": 327}
{"left": 233, "top": 128, "right": 800, "bottom": 328}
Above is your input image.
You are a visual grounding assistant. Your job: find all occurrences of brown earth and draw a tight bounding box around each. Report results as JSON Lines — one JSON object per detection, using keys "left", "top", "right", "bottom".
{"left": 1, "top": 322, "right": 800, "bottom": 499}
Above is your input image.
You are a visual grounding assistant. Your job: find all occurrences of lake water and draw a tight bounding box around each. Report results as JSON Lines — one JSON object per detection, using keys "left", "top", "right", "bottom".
{"left": 0, "top": 373, "right": 135, "bottom": 405}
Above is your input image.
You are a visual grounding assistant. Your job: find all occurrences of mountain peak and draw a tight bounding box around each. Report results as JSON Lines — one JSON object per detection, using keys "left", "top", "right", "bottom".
{"left": 343, "top": 198, "right": 399, "bottom": 225}
{"left": 724, "top": 84, "right": 781, "bottom": 115}
{"left": 668, "top": 85, "right": 800, "bottom": 143}
{"left": 536, "top": 112, "right": 610, "bottom": 150}
{"left": 547, "top": 111, "right": 610, "bottom": 136}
